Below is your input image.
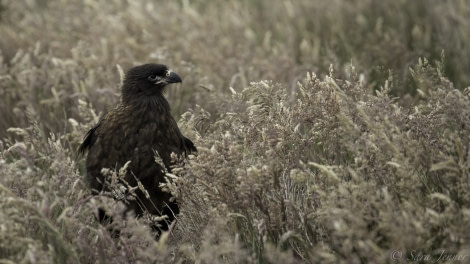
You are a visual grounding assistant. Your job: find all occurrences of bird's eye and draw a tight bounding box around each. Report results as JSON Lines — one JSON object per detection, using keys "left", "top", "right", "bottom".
{"left": 148, "top": 74, "right": 159, "bottom": 81}
{"left": 165, "top": 70, "right": 171, "bottom": 77}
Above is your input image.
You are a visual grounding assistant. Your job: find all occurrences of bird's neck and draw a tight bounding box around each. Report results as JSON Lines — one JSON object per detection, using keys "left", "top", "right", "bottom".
{"left": 123, "top": 96, "right": 171, "bottom": 118}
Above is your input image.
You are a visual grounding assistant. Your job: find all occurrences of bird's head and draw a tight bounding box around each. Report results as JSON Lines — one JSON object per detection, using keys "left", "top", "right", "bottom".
{"left": 121, "top": 63, "right": 182, "bottom": 103}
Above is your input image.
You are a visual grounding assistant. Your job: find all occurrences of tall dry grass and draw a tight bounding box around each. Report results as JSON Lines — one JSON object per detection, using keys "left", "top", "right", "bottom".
{"left": 1, "top": 0, "right": 469, "bottom": 263}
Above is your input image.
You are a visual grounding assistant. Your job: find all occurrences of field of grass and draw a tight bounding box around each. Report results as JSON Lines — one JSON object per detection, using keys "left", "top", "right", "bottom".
{"left": 1, "top": 0, "right": 470, "bottom": 263}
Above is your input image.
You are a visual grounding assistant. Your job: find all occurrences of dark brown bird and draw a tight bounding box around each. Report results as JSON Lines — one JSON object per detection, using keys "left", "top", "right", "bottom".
{"left": 79, "top": 63, "right": 196, "bottom": 235}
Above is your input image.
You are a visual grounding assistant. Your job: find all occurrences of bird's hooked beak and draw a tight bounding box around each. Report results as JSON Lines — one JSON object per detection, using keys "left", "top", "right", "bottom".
{"left": 165, "top": 71, "right": 182, "bottom": 84}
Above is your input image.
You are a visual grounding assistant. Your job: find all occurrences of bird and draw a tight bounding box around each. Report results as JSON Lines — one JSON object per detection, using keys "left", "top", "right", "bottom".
{"left": 79, "top": 63, "right": 197, "bottom": 236}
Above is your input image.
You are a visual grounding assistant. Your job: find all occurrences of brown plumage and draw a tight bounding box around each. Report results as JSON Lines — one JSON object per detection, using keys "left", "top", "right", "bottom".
{"left": 79, "top": 63, "right": 196, "bottom": 235}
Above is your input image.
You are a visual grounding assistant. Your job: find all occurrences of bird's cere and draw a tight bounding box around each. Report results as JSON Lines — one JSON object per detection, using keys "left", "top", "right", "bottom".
{"left": 166, "top": 71, "right": 182, "bottom": 84}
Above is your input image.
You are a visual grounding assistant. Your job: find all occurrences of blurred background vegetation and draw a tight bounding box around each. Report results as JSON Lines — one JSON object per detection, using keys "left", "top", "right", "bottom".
{"left": 0, "top": 0, "right": 469, "bottom": 263}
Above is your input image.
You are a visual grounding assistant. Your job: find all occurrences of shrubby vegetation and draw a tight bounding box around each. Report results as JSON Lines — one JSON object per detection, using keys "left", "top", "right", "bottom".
{"left": 1, "top": 0, "right": 469, "bottom": 263}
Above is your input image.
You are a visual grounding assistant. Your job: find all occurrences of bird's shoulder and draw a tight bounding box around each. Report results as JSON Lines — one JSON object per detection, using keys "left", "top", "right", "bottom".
{"left": 78, "top": 121, "right": 100, "bottom": 154}
{"left": 78, "top": 103, "right": 197, "bottom": 157}
{"left": 183, "top": 136, "right": 198, "bottom": 155}
{"left": 78, "top": 104, "right": 128, "bottom": 154}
